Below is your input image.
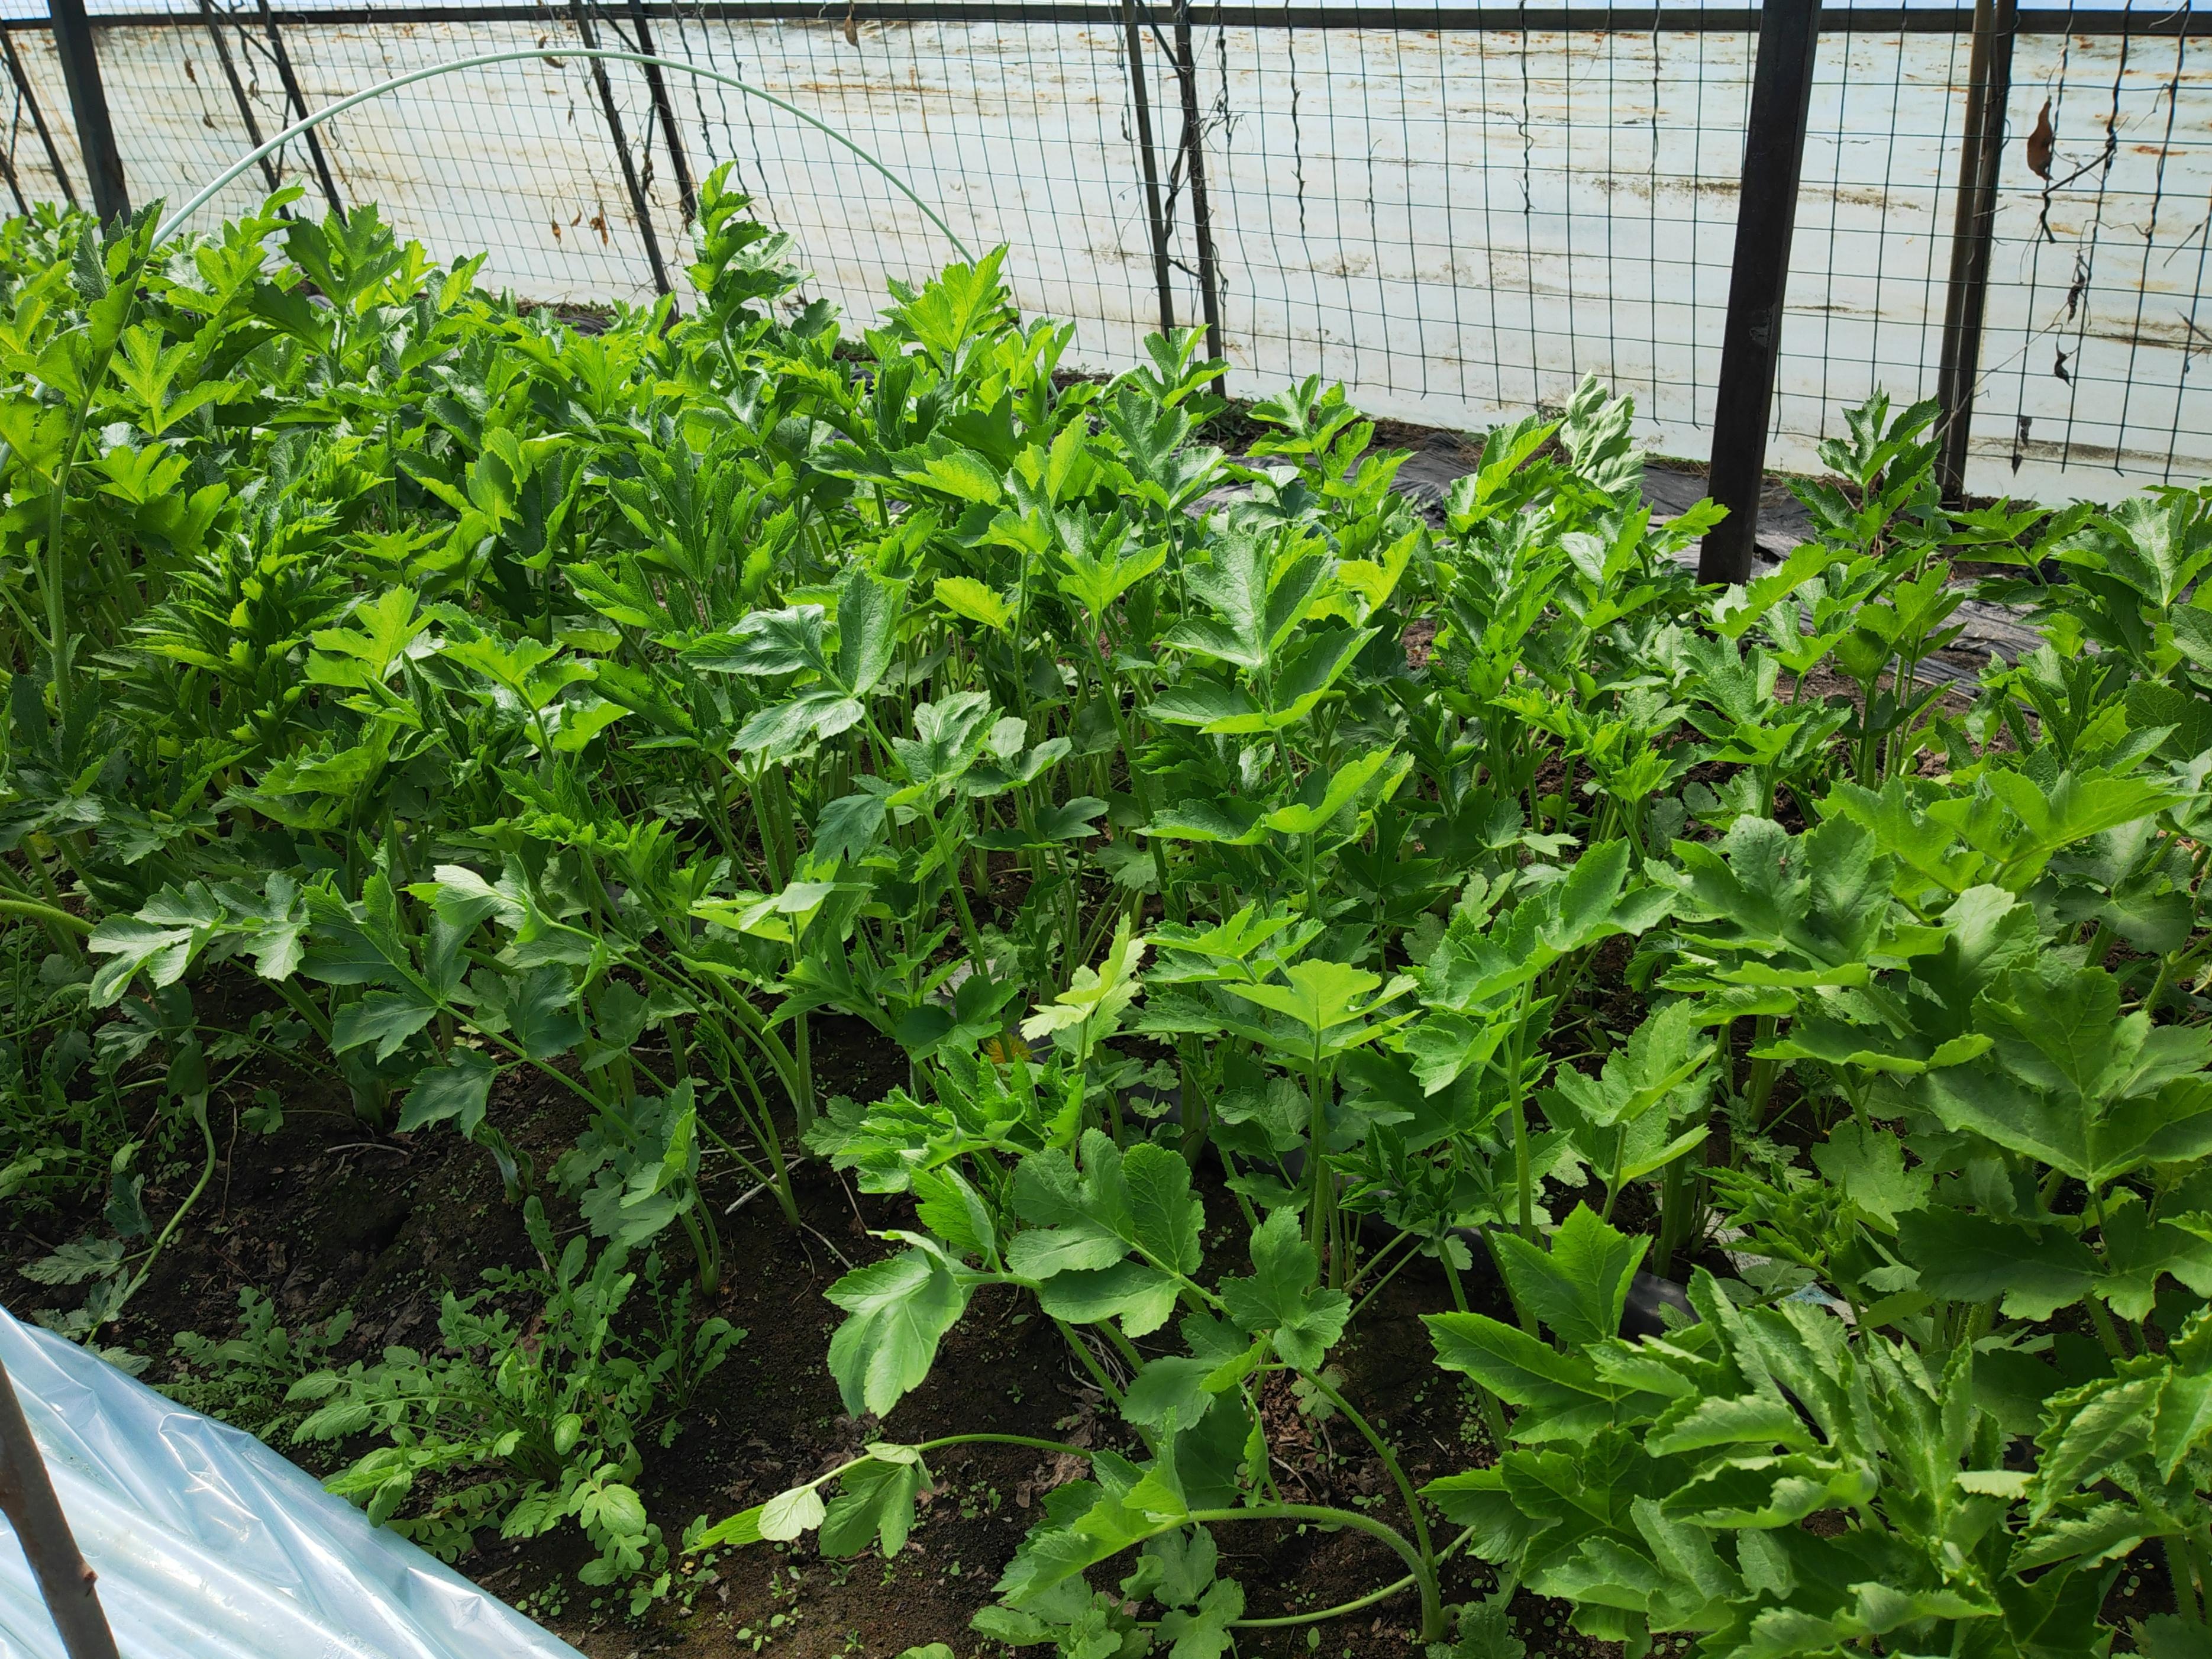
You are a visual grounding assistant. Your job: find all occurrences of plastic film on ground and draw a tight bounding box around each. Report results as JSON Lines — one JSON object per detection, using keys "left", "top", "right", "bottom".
{"left": 0, "top": 1304, "right": 582, "bottom": 1659}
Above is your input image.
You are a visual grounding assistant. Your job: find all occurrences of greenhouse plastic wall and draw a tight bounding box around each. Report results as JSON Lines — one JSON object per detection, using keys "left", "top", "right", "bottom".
{"left": 0, "top": 1305, "right": 585, "bottom": 1659}
{"left": 0, "top": 0, "right": 2207, "bottom": 501}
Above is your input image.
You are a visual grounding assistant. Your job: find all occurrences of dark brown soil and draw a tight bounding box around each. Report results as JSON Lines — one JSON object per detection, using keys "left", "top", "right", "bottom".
{"left": 1, "top": 994, "right": 1616, "bottom": 1659}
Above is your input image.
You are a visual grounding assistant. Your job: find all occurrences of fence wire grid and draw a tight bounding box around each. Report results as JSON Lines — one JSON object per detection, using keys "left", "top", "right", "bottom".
{"left": 1, "top": 0, "right": 2208, "bottom": 500}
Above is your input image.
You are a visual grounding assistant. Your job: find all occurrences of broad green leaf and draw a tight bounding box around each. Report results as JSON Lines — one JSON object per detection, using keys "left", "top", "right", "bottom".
{"left": 909, "top": 448, "right": 1002, "bottom": 504}
{"left": 1122, "top": 1357, "right": 1215, "bottom": 1430}
{"left": 1157, "top": 1578, "right": 1244, "bottom": 1659}
{"left": 825, "top": 1245, "right": 976, "bottom": 1418}
{"left": 2012, "top": 1502, "right": 2159, "bottom": 1573}
{"left": 1034, "top": 1260, "right": 1181, "bottom": 1337}
{"left": 1143, "top": 798, "right": 1270, "bottom": 845}
{"left": 1124, "top": 1143, "right": 1204, "bottom": 1276}
{"left": 1488, "top": 1205, "right": 1648, "bottom": 1351}
{"left": 813, "top": 790, "right": 890, "bottom": 866}
{"left": 1007, "top": 1129, "right": 1198, "bottom": 1285}
{"left": 1019, "top": 919, "right": 1148, "bottom": 1061}
{"left": 1659, "top": 1453, "right": 1876, "bottom": 1528}
{"left": 500, "top": 967, "right": 587, "bottom": 1060}
{"left": 397, "top": 1048, "right": 498, "bottom": 1135}
{"left": 934, "top": 575, "right": 1015, "bottom": 632}
{"left": 890, "top": 691, "right": 997, "bottom": 796}
{"left": 837, "top": 567, "right": 904, "bottom": 695}
{"left": 1220, "top": 959, "right": 1412, "bottom": 1054}
{"left": 758, "top": 1484, "right": 826, "bottom": 1541}
{"left": 331, "top": 987, "right": 438, "bottom": 1061}
{"left": 1216, "top": 1208, "right": 1350, "bottom": 1368}
{"left": 819, "top": 1454, "right": 928, "bottom": 1557}
{"left": 690, "top": 603, "right": 829, "bottom": 677}
{"left": 1646, "top": 1392, "right": 1817, "bottom": 1457}
{"left": 734, "top": 687, "right": 866, "bottom": 754}
{"left": 1809, "top": 1120, "right": 1928, "bottom": 1229}
{"left": 1895, "top": 1208, "right": 2100, "bottom": 1320}
{"left": 1260, "top": 747, "right": 1400, "bottom": 837}
{"left": 1148, "top": 680, "right": 1266, "bottom": 733}
{"left": 1426, "top": 1310, "right": 1615, "bottom": 1438}
{"left": 88, "top": 910, "right": 208, "bottom": 1005}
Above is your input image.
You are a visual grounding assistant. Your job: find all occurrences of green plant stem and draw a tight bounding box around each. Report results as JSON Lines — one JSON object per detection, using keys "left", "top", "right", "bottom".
{"left": 1508, "top": 987, "right": 1535, "bottom": 1241}
{"left": 272, "top": 980, "right": 335, "bottom": 1047}
{"left": 2163, "top": 1535, "right": 2201, "bottom": 1625}
{"left": 1603, "top": 1126, "right": 1629, "bottom": 1223}
{"left": 1099, "top": 1319, "right": 1145, "bottom": 1373}
{"left": 1343, "top": 1230, "right": 1419, "bottom": 1303}
{"left": 1342, "top": 1247, "right": 1419, "bottom": 1328}
{"left": 1655, "top": 1142, "right": 1701, "bottom": 1283}
{"left": 939, "top": 821, "right": 993, "bottom": 970}
{"left": 1438, "top": 1238, "right": 1470, "bottom": 1312}
{"left": 1745, "top": 1014, "right": 1778, "bottom": 1125}
{"left": 1082, "top": 633, "right": 1179, "bottom": 920}
{"left": 2084, "top": 1295, "right": 2130, "bottom": 1360}
{"left": 2085, "top": 1184, "right": 2132, "bottom": 1359}
{"left": 0, "top": 896, "right": 93, "bottom": 935}
{"left": 1290, "top": 1367, "right": 1433, "bottom": 1563}
{"left": 677, "top": 1206, "right": 721, "bottom": 1295}
{"left": 1304, "top": 1036, "right": 1338, "bottom": 1282}
{"left": 120, "top": 1099, "right": 218, "bottom": 1312}
{"left": 1212, "top": 1526, "right": 1476, "bottom": 1631}
{"left": 1051, "top": 1316, "right": 1126, "bottom": 1406}
{"left": 1182, "top": 1505, "right": 1443, "bottom": 1643}
{"left": 913, "top": 1431, "right": 1100, "bottom": 1460}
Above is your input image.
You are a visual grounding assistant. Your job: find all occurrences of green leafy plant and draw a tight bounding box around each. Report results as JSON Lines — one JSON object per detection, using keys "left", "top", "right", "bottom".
{"left": 5, "top": 177, "right": 2212, "bottom": 1651}
{"left": 166, "top": 1287, "right": 354, "bottom": 1439}
{"left": 289, "top": 1198, "right": 740, "bottom": 1606}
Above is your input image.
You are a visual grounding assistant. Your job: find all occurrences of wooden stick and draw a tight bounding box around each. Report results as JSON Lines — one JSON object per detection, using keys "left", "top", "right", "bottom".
{"left": 0, "top": 1351, "right": 120, "bottom": 1659}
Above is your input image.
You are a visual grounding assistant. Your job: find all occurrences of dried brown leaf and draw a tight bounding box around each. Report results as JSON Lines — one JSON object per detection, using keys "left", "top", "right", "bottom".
{"left": 2027, "top": 98, "right": 2054, "bottom": 181}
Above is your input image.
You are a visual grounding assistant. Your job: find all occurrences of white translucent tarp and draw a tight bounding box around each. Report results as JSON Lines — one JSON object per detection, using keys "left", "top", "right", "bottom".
{"left": 0, "top": 1304, "right": 583, "bottom": 1659}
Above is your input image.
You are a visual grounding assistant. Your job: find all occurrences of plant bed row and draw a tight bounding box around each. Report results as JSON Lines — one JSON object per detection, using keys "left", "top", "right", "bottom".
{"left": 1, "top": 180, "right": 2210, "bottom": 1659}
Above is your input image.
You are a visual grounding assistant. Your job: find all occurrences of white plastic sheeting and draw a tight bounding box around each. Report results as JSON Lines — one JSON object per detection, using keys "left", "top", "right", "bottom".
{"left": 0, "top": 1304, "right": 584, "bottom": 1659}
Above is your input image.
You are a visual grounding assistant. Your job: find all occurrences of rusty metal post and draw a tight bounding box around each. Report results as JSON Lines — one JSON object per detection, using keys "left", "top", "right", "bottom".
{"left": 1168, "top": 0, "right": 1225, "bottom": 391}
{"left": 570, "top": 0, "right": 674, "bottom": 298}
{"left": 0, "top": 27, "right": 78, "bottom": 208}
{"left": 0, "top": 1352, "right": 121, "bottom": 1659}
{"left": 1935, "top": 0, "right": 2017, "bottom": 502}
{"left": 1700, "top": 0, "right": 1823, "bottom": 586}
{"left": 197, "top": 0, "right": 283, "bottom": 196}
{"left": 45, "top": 0, "right": 125, "bottom": 220}
{"left": 253, "top": 0, "right": 345, "bottom": 218}
{"left": 623, "top": 0, "right": 697, "bottom": 223}
{"left": 1122, "top": 0, "right": 1177, "bottom": 337}
{"left": 0, "top": 130, "right": 27, "bottom": 215}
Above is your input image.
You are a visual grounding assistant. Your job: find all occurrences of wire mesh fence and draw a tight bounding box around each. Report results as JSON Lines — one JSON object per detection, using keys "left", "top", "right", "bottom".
{"left": 3, "top": 0, "right": 2209, "bottom": 501}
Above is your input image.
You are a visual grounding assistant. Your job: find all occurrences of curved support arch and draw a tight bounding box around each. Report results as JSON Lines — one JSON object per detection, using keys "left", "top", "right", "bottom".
{"left": 156, "top": 47, "right": 975, "bottom": 267}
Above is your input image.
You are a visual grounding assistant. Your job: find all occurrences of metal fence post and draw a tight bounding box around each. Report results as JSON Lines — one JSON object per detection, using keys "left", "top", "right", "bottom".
{"left": 1698, "top": 0, "right": 1823, "bottom": 587}
{"left": 0, "top": 131, "right": 26, "bottom": 215}
{"left": 1934, "top": 0, "right": 2016, "bottom": 502}
{"left": 1121, "top": 0, "right": 1176, "bottom": 337}
{"left": 1169, "top": 0, "right": 1225, "bottom": 391}
{"left": 0, "top": 28, "right": 77, "bottom": 209}
{"left": 45, "top": 0, "right": 125, "bottom": 221}
{"left": 197, "top": 0, "right": 283, "bottom": 196}
{"left": 622, "top": 0, "right": 696, "bottom": 224}
{"left": 570, "top": 0, "right": 674, "bottom": 298}
{"left": 254, "top": 0, "right": 345, "bottom": 219}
